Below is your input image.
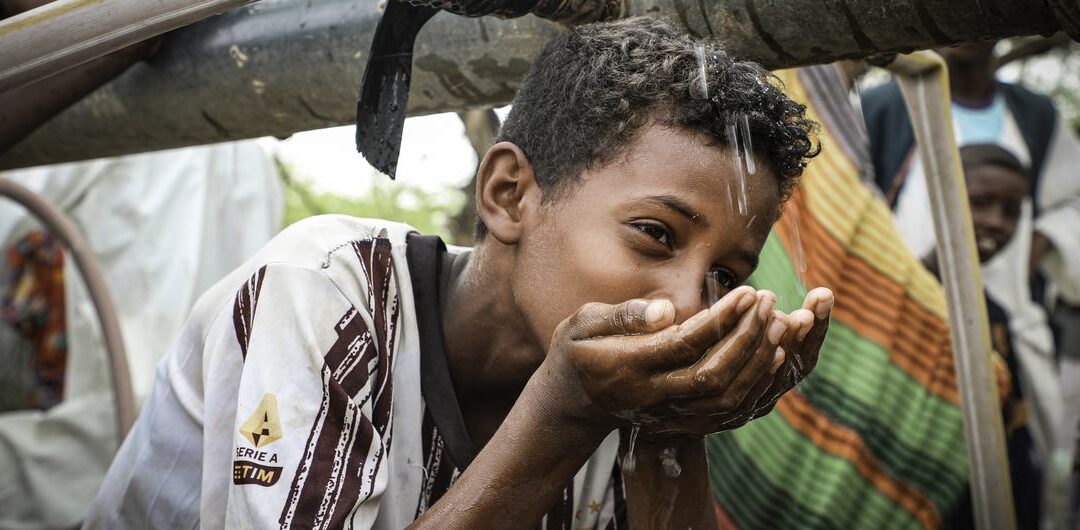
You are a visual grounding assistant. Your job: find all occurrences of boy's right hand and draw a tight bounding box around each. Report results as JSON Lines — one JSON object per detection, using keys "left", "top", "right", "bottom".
{"left": 538, "top": 286, "right": 832, "bottom": 438}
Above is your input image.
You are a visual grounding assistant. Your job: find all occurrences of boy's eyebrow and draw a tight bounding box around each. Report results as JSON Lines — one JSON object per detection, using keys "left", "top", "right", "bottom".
{"left": 641, "top": 195, "right": 703, "bottom": 224}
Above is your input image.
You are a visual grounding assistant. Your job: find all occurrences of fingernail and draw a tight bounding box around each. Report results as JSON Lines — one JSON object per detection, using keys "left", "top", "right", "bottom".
{"left": 758, "top": 292, "right": 776, "bottom": 318}
{"left": 814, "top": 295, "right": 834, "bottom": 320}
{"left": 735, "top": 291, "right": 755, "bottom": 313}
{"left": 796, "top": 321, "right": 812, "bottom": 341}
{"left": 628, "top": 299, "right": 648, "bottom": 319}
{"left": 767, "top": 318, "right": 786, "bottom": 344}
{"left": 771, "top": 347, "right": 786, "bottom": 373}
{"left": 646, "top": 300, "right": 672, "bottom": 324}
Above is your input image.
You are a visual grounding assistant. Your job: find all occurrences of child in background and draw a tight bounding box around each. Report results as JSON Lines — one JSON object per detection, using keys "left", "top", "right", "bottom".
{"left": 923, "top": 143, "right": 1040, "bottom": 529}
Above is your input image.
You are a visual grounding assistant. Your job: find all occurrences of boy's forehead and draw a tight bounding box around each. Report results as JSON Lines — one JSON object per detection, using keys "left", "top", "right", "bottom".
{"left": 566, "top": 124, "right": 780, "bottom": 234}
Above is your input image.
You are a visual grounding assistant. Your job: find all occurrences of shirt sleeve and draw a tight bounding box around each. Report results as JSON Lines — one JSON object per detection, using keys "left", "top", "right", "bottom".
{"left": 216, "top": 254, "right": 400, "bottom": 529}
{"left": 1034, "top": 114, "right": 1080, "bottom": 304}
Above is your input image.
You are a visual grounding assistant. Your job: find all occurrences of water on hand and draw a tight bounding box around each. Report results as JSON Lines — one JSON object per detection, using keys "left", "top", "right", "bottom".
{"left": 622, "top": 423, "right": 642, "bottom": 474}
{"left": 660, "top": 447, "right": 682, "bottom": 478}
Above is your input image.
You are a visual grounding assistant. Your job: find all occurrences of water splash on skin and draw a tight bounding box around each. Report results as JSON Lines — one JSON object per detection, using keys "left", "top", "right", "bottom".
{"left": 622, "top": 424, "right": 641, "bottom": 474}
{"left": 789, "top": 202, "right": 807, "bottom": 273}
{"left": 725, "top": 114, "right": 748, "bottom": 216}
{"left": 660, "top": 447, "right": 682, "bottom": 478}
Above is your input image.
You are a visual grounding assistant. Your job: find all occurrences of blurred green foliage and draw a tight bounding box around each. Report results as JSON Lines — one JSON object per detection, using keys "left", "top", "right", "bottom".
{"left": 277, "top": 157, "right": 467, "bottom": 243}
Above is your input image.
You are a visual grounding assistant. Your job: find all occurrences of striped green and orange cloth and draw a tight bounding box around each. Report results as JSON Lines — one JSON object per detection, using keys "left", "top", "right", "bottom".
{"left": 707, "top": 66, "right": 1008, "bottom": 530}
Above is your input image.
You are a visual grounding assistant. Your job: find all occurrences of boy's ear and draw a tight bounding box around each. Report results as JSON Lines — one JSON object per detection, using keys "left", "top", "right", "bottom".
{"left": 475, "top": 142, "right": 538, "bottom": 245}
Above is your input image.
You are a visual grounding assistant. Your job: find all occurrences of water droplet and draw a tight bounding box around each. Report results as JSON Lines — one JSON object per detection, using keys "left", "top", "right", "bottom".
{"left": 790, "top": 202, "right": 807, "bottom": 273}
{"left": 705, "top": 272, "right": 725, "bottom": 338}
{"left": 622, "top": 424, "right": 641, "bottom": 474}
{"left": 725, "top": 115, "right": 747, "bottom": 216}
{"left": 692, "top": 44, "right": 709, "bottom": 100}
{"left": 739, "top": 112, "right": 756, "bottom": 175}
{"left": 661, "top": 446, "right": 682, "bottom": 478}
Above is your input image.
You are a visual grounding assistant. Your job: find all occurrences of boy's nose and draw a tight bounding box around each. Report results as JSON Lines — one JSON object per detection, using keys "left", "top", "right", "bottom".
{"left": 666, "top": 280, "right": 713, "bottom": 324}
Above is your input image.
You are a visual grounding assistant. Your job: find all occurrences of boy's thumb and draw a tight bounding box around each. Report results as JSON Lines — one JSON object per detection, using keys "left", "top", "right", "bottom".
{"left": 565, "top": 299, "right": 675, "bottom": 340}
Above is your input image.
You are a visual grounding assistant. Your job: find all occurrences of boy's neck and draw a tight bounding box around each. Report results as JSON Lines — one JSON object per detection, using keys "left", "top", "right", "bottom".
{"left": 437, "top": 241, "right": 547, "bottom": 447}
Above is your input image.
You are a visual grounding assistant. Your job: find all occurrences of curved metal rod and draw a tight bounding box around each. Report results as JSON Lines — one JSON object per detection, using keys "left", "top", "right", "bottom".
{"left": 0, "top": 177, "right": 134, "bottom": 440}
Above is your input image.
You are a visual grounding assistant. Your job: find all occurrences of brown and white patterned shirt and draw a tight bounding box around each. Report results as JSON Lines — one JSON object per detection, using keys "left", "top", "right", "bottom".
{"left": 85, "top": 216, "right": 625, "bottom": 530}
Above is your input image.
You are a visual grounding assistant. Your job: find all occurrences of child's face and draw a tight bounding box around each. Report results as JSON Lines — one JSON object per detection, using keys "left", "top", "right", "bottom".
{"left": 966, "top": 163, "right": 1026, "bottom": 263}
{"left": 511, "top": 123, "right": 780, "bottom": 350}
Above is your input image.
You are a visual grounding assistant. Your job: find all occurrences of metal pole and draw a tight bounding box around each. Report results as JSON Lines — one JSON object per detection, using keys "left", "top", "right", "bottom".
{"left": 0, "top": 0, "right": 256, "bottom": 94}
{"left": 0, "top": 178, "right": 135, "bottom": 441}
{"left": 887, "top": 52, "right": 1016, "bottom": 530}
{"left": 2, "top": 0, "right": 1075, "bottom": 168}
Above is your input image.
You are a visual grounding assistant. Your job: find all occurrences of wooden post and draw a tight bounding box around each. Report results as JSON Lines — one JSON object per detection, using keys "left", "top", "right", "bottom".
{"left": 887, "top": 51, "right": 1017, "bottom": 530}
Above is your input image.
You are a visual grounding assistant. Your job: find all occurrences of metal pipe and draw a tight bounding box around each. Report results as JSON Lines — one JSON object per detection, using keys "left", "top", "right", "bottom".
{"left": 0, "top": 0, "right": 256, "bottom": 94}
{"left": 887, "top": 52, "right": 1016, "bottom": 530}
{"left": 1, "top": 0, "right": 1072, "bottom": 168}
{"left": 0, "top": 177, "right": 135, "bottom": 441}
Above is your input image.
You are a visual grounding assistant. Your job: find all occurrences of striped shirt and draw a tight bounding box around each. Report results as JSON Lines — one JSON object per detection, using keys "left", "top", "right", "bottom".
{"left": 85, "top": 216, "right": 625, "bottom": 530}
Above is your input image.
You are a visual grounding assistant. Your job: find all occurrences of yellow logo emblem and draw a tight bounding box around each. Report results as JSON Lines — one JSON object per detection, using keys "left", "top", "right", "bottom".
{"left": 239, "top": 393, "right": 283, "bottom": 448}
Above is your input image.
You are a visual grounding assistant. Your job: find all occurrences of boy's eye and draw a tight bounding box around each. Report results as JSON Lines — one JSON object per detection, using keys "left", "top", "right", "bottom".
{"left": 632, "top": 222, "right": 673, "bottom": 248}
{"left": 707, "top": 268, "right": 738, "bottom": 290}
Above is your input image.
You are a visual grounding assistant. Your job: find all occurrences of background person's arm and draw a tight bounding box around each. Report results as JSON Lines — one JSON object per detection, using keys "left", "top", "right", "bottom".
{"left": 1032, "top": 112, "right": 1080, "bottom": 304}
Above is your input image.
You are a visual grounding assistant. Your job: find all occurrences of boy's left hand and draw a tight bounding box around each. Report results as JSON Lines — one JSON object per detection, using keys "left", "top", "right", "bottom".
{"left": 645, "top": 287, "right": 832, "bottom": 436}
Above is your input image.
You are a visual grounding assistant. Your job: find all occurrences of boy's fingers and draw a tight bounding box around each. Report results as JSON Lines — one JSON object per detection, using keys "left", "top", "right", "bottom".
{"left": 803, "top": 287, "right": 834, "bottom": 321}
{"left": 791, "top": 287, "right": 833, "bottom": 375}
{"left": 671, "top": 313, "right": 788, "bottom": 412}
{"left": 592, "top": 286, "right": 758, "bottom": 369}
{"left": 663, "top": 285, "right": 757, "bottom": 348}
{"left": 565, "top": 298, "right": 675, "bottom": 340}
{"left": 660, "top": 293, "right": 777, "bottom": 397}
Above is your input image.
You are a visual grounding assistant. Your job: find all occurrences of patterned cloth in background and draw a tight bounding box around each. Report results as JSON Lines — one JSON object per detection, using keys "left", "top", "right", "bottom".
{"left": 707, "top": 65, "right": 1009, "bottom": 530}
{"left": 0, "top": 230, "right": 66, "bottom": 410}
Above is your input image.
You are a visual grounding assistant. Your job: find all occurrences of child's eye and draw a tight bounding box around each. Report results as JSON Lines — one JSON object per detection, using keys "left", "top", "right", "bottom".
{"left": 707, "top": 268, "right": 738, "bottom": 290}
{"left": 632, "top": 222, "right": 673, "bottom": 248}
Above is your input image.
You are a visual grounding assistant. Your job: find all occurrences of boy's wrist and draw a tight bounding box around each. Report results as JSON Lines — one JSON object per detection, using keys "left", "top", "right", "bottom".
{"left": 525, "top": 356, "right": 620, "bottom": 444}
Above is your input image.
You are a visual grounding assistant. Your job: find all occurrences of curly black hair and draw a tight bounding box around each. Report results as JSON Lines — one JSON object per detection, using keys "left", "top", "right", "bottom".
{"left": 479, "top": 16, "right": 819, "bottom": 235}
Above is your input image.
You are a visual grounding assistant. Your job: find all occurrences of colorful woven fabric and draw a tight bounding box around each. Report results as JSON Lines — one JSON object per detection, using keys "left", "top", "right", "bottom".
{"left": 1, "top": 230, "right": 67, "bottom": 410}
{"left": 708, "top": 66, "right": 1008, "bottom": 530}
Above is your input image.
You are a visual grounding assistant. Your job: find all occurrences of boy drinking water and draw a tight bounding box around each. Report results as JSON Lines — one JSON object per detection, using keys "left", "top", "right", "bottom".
{"left": 86, "top": 17, "right": 833, "bottom": 529}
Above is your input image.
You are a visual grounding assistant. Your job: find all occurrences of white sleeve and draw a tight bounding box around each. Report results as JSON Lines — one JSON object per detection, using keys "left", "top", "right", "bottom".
{"left": 1034, "top": 115, "right": 1080, "bottom": 303}
{"left": 85, "top": 252, "right": 401, "bottom": 530}
{"left": 218, "top": 260, "right": 398, "bottom": 530}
